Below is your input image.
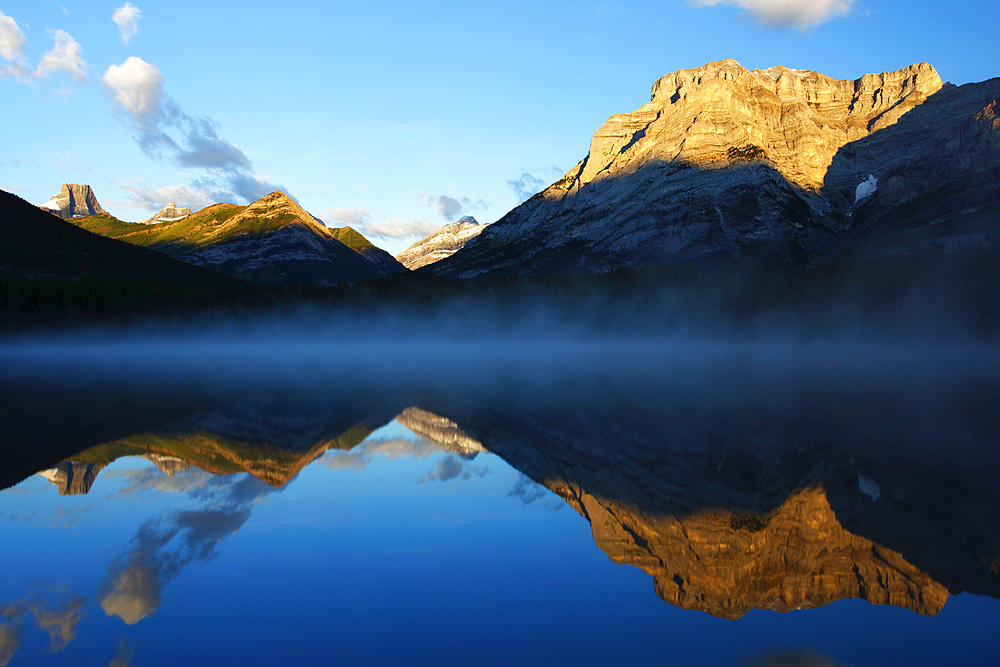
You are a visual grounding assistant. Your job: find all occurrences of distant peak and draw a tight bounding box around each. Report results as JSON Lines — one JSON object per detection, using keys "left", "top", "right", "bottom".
{"left": 455, "top": 216, "right": 479, "bottom": 225}
{"left": 38, "top": 183, "right": 106, "bottom": 219}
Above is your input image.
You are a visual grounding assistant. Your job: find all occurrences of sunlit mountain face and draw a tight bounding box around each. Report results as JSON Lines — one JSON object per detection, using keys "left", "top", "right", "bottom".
{"left": 1, "top": 337, "right": 998, "bottom": 665}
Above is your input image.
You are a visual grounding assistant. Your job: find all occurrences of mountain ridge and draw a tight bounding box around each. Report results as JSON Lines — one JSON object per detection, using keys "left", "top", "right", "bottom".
{"left": 68, "top": 190, "right": 400, "bottom": 285}
{"left": 425, "top": 60, "right": 999, "bottom": 278}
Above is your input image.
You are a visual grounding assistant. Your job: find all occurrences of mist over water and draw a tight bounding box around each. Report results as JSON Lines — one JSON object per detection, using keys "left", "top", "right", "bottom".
{"left": 2, "top": 304, "right": 999, "bottom": 666}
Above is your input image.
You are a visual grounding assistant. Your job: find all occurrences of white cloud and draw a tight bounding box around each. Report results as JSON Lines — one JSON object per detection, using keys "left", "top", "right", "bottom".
{"left": 102, "top": 56, "right": 165, "bottom": 121}
{"left": 688, "top": 0, "right": 855, "bottom": 29}
{"left": 0, "top": 11, "right": 28, "bottom": 77}
{"left": 103, "top": 57, "right": 289, "bottom": 206}
{"left": 323, "top": 206, "right": 439, "bottom": 240}
{"left": 33, "top": 29, "right": 87, "bottom": 82}
{"left": 110, "top": 181, "right": 216, "bottom": 213}
{"left": 1, "top": 14, "right": 89, "bottom": 86}
{"left": 112, "top": 3, "right": 142, "bottom": 44}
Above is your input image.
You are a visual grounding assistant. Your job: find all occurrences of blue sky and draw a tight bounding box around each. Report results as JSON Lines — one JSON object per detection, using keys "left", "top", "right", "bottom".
{"left": 1, "top": 0, "right": 996, "bottom": 254}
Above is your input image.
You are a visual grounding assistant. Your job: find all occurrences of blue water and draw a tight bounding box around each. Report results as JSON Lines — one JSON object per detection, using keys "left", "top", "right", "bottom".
{"left": 2, "top": 419, "right": 997, "bottom": 667}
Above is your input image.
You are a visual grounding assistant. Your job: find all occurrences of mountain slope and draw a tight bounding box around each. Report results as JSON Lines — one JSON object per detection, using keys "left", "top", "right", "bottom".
{"left": 71, "top": 191, "right": 383, "bottom": 286}
{"left": 426, "top": 60, "right": 999, "bottom": 278}
{"left": 0, "top": 188, "right": 246, "bottom": 290}
{"left": 330, "top": 226, "right": 408, "bottom": 276}
{"left": 396, "top": 216, "right": 486, "bottom": 269}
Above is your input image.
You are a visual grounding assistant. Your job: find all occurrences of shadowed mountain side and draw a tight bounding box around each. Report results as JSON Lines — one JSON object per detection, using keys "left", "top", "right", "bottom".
{"left": 425, "top": 69, "right": 999, "bottom": 280}
{"left": 70, "top": 192, "right": 384, "bottom": 286}
{"left": 0, "top": 190, "right": 247, "bottom": 291}
{"left": 331, "top": 227, "right": 408, "bottom": 277}
{"left": 823, "top": 77, "right": 1000, "bottom": 259}
{"left": 0, "top": 380, "right": 228, "bottom": 491}
{"left": 415, "top": 360, "right": 1000, "bottom": 616}
{"left": 424, "top": 160, "right": 840, "bottom": 278}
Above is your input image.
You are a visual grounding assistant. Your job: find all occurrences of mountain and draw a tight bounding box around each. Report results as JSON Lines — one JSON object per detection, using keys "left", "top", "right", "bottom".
{"left": 330, "top": 226, "right": 408, "bottom": 276}
{"left": 37, "top": 461, "right": 105, "bottom": 495}
{"left": 394, "top": 407, "right": 486, "bottom": 457}
{"left": 38, "top": 183, "right": 107, "bottom": 218}
{"left": 71, "top": 191, "right": 385, "bottom": 286}
{"left": 138, "top": 201, "right": 193, "bottom": 225}
{"left": 425, "top": 60, "right": 1000, "bottom": 278}
{"left": 396, "top": 216, "right": 485, "bottom": 269}
{"left": 61, "top": 398, "right": 400, "bottom": 488}
{"left": 0, "top": 188, "right": 246, "bottom": 290}
{"left": 427, "top": 388, "right": 1000, "bottom": 619}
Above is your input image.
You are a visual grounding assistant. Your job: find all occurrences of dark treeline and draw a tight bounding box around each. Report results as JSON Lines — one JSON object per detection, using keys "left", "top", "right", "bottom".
{"left": 5, "top": 243, "right": 997, "bottom": 339}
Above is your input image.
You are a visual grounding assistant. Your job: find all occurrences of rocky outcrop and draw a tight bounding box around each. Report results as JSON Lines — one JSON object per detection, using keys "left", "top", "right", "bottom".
{"left": 394, "top": 407, "right": 486, "bottom": 457}
{"left": 427, "top": 61, "right": 999, "bottom": 278}
{"left": 138, "top": 202, "right": 192, "bottom": 225}
{"left": 38, "top": 184, "right": 107, "bottom": 219}
{"left": 398, "top": 216, "right": 486, "bottom": 269}
{"left": 37, "top": 461, "right": 105, "bottom": 495}
{"left": 549, "top": 481, "right": 948, "bottom": 618}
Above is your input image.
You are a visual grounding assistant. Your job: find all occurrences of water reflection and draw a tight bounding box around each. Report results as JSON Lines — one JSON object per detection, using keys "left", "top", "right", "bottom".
{"left": 1, "top": 339, "right": 998, "bottom": 664}
{"left": 16, "top": 396, "right": 1000, "bottom": 621}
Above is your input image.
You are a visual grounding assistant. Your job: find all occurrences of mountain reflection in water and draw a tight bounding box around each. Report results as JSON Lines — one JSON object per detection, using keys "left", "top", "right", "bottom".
{"left": 1, "top": 338, "right": 998, "bottom": 664}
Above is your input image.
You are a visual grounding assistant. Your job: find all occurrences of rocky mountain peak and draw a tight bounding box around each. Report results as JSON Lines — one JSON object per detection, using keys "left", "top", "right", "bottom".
{"left": 227, "top": 190, "right": 330, "bottom": 235}
{"left": 562, "top": 60, "right": 943, "bottom": 195}
{"left": 397, "top": 217, "right": 488, "bottom": 269}
{"left": 139, "top": 201, "right": 193, "bottom": 225}
{"left": 39, "top": 183, "right": 107, "bottom": 219}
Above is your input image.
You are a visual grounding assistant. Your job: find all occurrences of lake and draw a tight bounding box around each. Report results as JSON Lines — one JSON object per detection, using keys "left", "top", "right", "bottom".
{"left": 2, "top": 328, "right": 998, "bottom": 666}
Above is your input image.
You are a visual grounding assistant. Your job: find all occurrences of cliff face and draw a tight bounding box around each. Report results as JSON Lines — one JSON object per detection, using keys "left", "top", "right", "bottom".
{"left": 39, "top": 184, "right": 107, "bottom": 219}
{"left": 398, "top": 217, "right": 485, "bottom": 269}
{"left": 38, "top": 461, "right": 105, "bottom": 495}
{"left": 428, "top": 61, "right": 999, "bottom": 278}
{"left": 569, "top": 60, "right": 941, "bottom": 193}
{"left": 550, "top": 481, "right": 948, "bottom": 618}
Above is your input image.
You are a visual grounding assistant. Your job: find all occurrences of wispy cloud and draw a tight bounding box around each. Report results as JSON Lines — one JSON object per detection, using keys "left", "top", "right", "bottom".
{"left": 46, "top": 150, "right": 90, "bottom": 173}
{"left": 109, "top": 639, "right": 135, "bottom": 667}
{"left": 419, "top": 194, "right": 490, "bottom": 222}
{"left": 109, "top": 180, "right": 218, "bottom": 213}
{"left": 102, "top": 56, "right": 289, "bottom": 208}
{"left": 112, "top": 3, "right": 142, "bottom": 44}
{"left": 507, "top": 172, "right": 547, "bottom": 204}
{"left": 0, "top": 622, "right": 20, "bottom": 667}
{"left": 419, "top": 454, "right": 490, "bottom": 484}
{"left": 508, "top": 473, "right": 549, "bottom": 505}
{"left": 322, "top": 206, "right": 438, "bottom": 240}
{"left": 688, "top": 0, "right": 855, "bottom": 30}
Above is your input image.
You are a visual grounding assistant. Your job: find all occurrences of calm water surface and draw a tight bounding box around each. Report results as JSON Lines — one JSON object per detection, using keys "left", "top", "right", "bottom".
{"left": 1, "top": 335, "right": 998, "bottom": 666}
